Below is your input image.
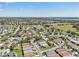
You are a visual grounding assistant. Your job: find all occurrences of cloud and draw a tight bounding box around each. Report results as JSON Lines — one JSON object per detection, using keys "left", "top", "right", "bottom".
{"left": 4, "top": 2, "right": 13, "bottom": 4}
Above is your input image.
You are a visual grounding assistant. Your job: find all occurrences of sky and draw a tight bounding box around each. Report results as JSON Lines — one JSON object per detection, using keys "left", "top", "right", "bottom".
{"left": 0, "top": 2, "right": 79, "bottom": 17}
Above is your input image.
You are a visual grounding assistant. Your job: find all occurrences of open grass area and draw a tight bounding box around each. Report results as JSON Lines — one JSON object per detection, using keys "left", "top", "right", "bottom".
{"left": 13, "top": 46, "right": 23, "bottom": 57}
{"left": 53, "top": 23, "right": 78, "bottom": 32}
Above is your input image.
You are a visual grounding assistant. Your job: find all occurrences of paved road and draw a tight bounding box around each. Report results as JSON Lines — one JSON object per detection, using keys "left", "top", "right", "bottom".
{"left": 31, "top": 38, "right": 65, "bottom": 57}
{"left": 13, "top": 25, "right": 20, "bottom": 35}
{"left": 31, "top": 38, "right": 42, "bottom": 57}
{"left": 41, "top": 39, "right": 64, "bottom": 53}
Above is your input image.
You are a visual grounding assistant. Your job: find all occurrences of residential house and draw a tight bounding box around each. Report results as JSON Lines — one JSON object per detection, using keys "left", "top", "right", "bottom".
{"left": 55, "top": 48, "right": 72, "bottom": 57}
{"left": 46, "top": 50, "right": 60, "bottom": 57}
{"left": 37, "top": 39, "right": 48, "bottom": 48}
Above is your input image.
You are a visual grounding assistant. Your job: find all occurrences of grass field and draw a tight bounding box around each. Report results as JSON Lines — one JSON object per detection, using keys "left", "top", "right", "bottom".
{"left": 53, "top": 23, "right": 79, "bottom": 32}
{"left": 13, "top": 45, "right": 23, "bottom": 57}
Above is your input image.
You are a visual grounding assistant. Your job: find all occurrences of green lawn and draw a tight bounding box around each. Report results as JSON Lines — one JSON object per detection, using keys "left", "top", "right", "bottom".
{"left": 54, "top": 23, "right": 77, "bottom": 32}
{"left": 13, "top": 48, "right": 23, "bottom": 57}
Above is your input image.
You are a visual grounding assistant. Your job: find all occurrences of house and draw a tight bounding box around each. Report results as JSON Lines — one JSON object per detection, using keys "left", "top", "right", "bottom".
{"left": 23, "top": 43, "right": 33, "bottom": 51}
{"left": 9, "top": 42, "right": 19, "bottom": 48}
{"left": 23, "top": 43, "right": 37, "bottom": 57}
{"left": 0, "top": 41, "right": 5, "bottom": 47}
{"left": 37, "top": 39, "right": 48, "bottom": 48}
{"left": 48, "top": 38, "right": 62, "bottom": 46}
{"left": 53, "top": 39, "right": 62, "bottom": 45}
{"left": 9, "top": 37, "right": 20, "bottom": 42}
{"left": 67, "top": 42, "right": 79, "bottom": 52}
{"left": 2, "top": 29, "right": 8, "bottom": 35}
{"left": 47, "top": 40, "right": 54, "bottom": 46}
{"left": 0, "top": 49, "right": 10, "bottom": 57}
{"left": 55, "top": 48, "right": 72, "bottom": 57}
{"left": 68, "top": 35, "right": 79, "bottom": 44}
{"left": 73, "top": 24, "right": 79, "bottom": 30}
{"left": 24, "top": 51, "right": 34, "bottom": 57}
{"left": 7, "top": 51, "right": 17, "bottom": 57}
{"left": 46, "top": 50, "right": 60, "bottom": 57}
{"left": 0, "top": 40, "right": 9, "bottom": 48}
{"left": 0, "top": 50, "right": 5, "bottom": 57}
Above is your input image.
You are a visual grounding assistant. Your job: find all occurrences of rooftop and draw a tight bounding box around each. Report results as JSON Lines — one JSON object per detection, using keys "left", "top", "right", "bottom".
{"left": 46, "top": 50, "right": 60, "bottom": 57}
{"left": 68, "top": 42, "right": 79, "bottom": 52}
{"left": 56, "top": 48, "right": 72, "bottom": 57}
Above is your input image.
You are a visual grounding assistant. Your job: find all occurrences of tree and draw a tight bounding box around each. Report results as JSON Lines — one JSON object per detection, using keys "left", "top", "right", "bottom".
{"left": 35, "top": 36, "right": 41, "bottom": 41}
{"left": 44, "top": 25, "right": 49, "bottom": 27}
{"left": 67, "top": 30, "right": 71, "bottom": 33}
{"left": 47, "top": 41, "right": 51, "bottom": 46}
{"left": 9, "top": 46, "right": 13, "bottom": 51}
{"left": 0, "top": 47, "right": 4, "bottom": 50}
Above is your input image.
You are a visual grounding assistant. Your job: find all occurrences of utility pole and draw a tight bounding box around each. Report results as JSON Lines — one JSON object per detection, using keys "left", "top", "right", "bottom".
{"left": 20, "top": 37, "right": 24, "bottom": 57}
{"left": 20, "top": 25, "right": 24, "bottom": 57}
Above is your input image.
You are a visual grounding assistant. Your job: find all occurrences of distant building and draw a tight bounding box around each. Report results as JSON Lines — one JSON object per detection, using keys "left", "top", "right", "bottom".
{"left": 73, "top": 24, "right": 79, "bottom": 30}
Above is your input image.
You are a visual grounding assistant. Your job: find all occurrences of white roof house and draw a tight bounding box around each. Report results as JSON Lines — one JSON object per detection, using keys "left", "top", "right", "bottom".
{"left": 37, "top": 39, "right": 48, "bottom": 48}
{"left": 0, "top": 49, "right": 10, "bottom": 57}
{"left": 7, "top": 51, "right": 17, "bottom": 57}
